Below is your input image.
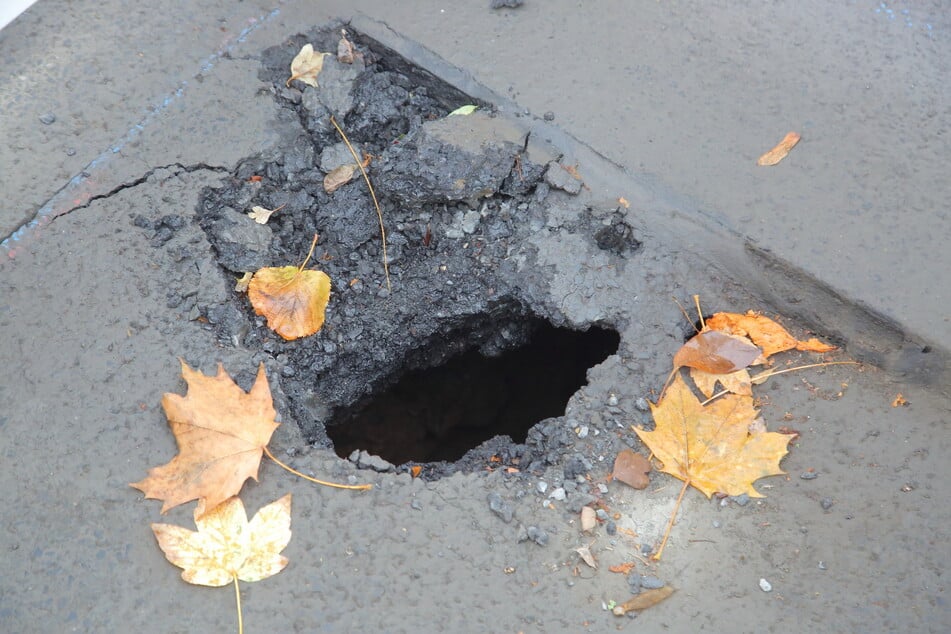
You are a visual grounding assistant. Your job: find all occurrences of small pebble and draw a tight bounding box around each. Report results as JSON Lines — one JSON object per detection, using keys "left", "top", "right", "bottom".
{"left": 800, "top": 471, "right": 819, "bottom": 480}
{"left": 732, "top": 493, "right": 750, "bottom": 507}
{"left": 818, "top": 561, "right": 827, "bottom": 570}
{"left": 526, "top": 525, "right": 549, "bottom": 546}
{"left": 487, "top": 492, "right": 514, "bottom": 523}
{"left": 65, "top": 147, "right": 76, "bottom": 156}
{"left": 595, "top": 509, "right": 609, "bottom": 521}
{"left": 536, "top": 481, "right": 548, "bottom": 494}
{"left": 577, "top": 425, "right": 589, "bottom": 438}
{"left": 605, "top": 520, "right": 617, "bottom": 536}
{"left": 549, "top": 487, "right": 566, "bottom": 501}
{"left": 410, "top": 499, "right": 422, "bottom": 511}
{"left": 639, "top": 575, "right": 665, "bottom": 589}
{"left": 759, "top": 578, "right": 773, "bottom": 592}
{"left": 597, "top": 483, "right": 608, "bottom": 494}
{"left": 543, "top": 111, "right": 555, "bottom": 121}
{"left": 820, "top": 497, "right": 834, "bottom": 510}
{"left": 635, "top": 397, "right": 650, "bottom": 412}
{"left": 39, "top": 112, "right": 56, "bottom": 125}
{"left": 712, "top": 520, "right": 721, "bottom": 528}
{"left": 607, "top": 394, "right": 619, "bottom": 407}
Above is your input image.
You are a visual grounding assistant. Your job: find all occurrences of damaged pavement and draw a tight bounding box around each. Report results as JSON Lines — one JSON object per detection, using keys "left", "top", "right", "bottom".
{"left": 1, "top": 11, "right": 948, "bottom": 634}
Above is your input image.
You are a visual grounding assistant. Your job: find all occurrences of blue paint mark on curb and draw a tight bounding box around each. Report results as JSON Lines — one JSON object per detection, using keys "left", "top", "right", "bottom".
{"left": 2, "top": 8, "right": 281, "bottom": 255}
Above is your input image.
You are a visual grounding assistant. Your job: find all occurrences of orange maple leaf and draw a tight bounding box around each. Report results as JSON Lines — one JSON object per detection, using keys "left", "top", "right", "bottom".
{"left": 706, "top": 310, "right": 836, "bottom": 358}
{"left": 131, "top": 360, "right": 279, "bottom": 515}
{"left": 634, "top": 373, "right": 792, "bottom": 558}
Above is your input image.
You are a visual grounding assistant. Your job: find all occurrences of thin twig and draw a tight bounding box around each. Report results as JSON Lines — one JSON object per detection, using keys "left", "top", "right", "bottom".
{"left": 653, "top": 478, "right": 689, "bottom": 561}
{"left": 700, "top": 361, "right": 859, "bottom": 406}
{"left": 329, "top": 115, "right": 391, "bottom": 291}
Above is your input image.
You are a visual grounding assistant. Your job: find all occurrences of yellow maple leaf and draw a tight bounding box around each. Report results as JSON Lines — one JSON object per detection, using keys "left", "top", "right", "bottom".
{"left": 152, "top": 494, "right": 292, "bottom": 632}
{"left": 637, "top": 374, "right": 791, "bottom": 498}
{"left": 634, "top": 374, "right": 792, "bottom": 558}
{"left": 152, "top": 494, "right": 292, "bottom": 586}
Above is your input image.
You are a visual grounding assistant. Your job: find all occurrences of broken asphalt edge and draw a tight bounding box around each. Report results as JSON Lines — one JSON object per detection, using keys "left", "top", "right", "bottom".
{"left": 349, "top": 14, "right": 948, "bottom": 395}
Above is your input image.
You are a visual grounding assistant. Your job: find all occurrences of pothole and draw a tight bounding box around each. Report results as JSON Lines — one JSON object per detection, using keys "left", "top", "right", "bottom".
{"left": 326, "top": 318, "right": 620, "bottom": 465}
{"left": 151, "top": 22, "right": 650, "bottom": 479}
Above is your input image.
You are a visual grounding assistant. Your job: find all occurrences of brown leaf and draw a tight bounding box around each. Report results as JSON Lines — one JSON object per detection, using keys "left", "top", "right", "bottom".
{"left": 131, "top": 361, "right": 280, "bottom": 514}
{"left": 152, "top": 494, "right": 292, "bottom": 586}
{"left": 892, "top": 393, "right": 908, "bottom": 407}
{"left": 635, "top": 374, "right": 792, "bottom": 498}
{"left": 609, "top": 562, "right": 636, "bottom": 575}
{"left": 337, "top": 31, "right": 357, "bottom": 64}
{"left": 611, "top": 449, "right": 652, "bottom": 489}
{"left": 757, "top": 131, "right": 800, "bottom": 166}
{"left": 612, "top": 586, "right": 674, "bottom": 614}
{"left": 286, "top": 44, "right": 330, "bottom": 88}
{"left": 323, "top": 163, "right": 358, "bottom": 193}
{"left": 706, "top": 311, "right": 836, "bottom": 358}
{"left": 248, "top": 266, "right": 331, "bottom": 341}
{"left": 673, "top": 330, "right": 762, "bottom": 374}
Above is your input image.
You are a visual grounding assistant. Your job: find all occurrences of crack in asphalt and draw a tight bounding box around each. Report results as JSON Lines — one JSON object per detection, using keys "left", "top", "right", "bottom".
{"left": 1, "top": 163, "right": 230, "bottom": 248}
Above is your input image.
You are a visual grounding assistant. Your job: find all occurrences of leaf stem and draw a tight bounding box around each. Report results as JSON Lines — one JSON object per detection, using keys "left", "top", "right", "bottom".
{"left": 653, "top": 477, "right": 690, "bottom": 561}
{"left": 329, "top": 115, "right": 391, "bottom": 291}
{"left": 701, "top": 361, "right": 859, "bottom": 405}
{"left": 297, "top": 233, "right": 319, "bottom": 273}
{"left": 264, "top": 446, "right": 372, "bottom": 491}
{"left": 233, "top": 575, "right": 243, "bottom": 634}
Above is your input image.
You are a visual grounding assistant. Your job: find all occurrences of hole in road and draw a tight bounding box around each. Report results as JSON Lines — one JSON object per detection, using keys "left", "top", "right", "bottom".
{"left": 327, "top": 320, "right": 620, "bottom": 466}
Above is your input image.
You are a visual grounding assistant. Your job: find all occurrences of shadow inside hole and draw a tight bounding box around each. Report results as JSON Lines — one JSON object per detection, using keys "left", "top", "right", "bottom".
{"left": 327, "top": 321, "right": 621, "bottom": 465}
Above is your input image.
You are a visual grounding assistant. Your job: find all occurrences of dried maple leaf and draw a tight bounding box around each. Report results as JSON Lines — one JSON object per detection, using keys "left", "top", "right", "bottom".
{"left": 706, "top": 310, "right": 835, "bottom": 358}
{"left": 248, "top": 234, "right": 331, "bottom": 341}
{"left": 638, "top": 374, "right": 790, "bottom": 498}
{"left": 152, "top": 494, "right": 292, "bottom": 631}
{"left": 131, "top": 361, "right": 279, "bottom": 514}
{"left": 152, "top": 494, "right": 292, "bottom": 587}
{"left": 286, "top": 43, "right": 330, "bottom": 88}
{"left": 611, "top": 448, "right": 652, "bottom": 489}
{"left": 672, "top": 330, "right": 762, "bottom": 374}
{"left": 634, "top": 373, "right": 792, "bottom": 559}
{"left": 757, "top": 131, "right": 800, "bottom": 166}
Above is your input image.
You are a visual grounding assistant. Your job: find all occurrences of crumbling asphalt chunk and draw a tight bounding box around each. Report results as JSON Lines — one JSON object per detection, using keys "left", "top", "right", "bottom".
{"left": 488, "top": 491, "right": 515, "bottom": 523}
{"left": 544, "top": 161, "right": 583, "bottom": 195}
{"left": 377, "top": 111, "right": 524, "bottom": 207}
{"left": 204, "top": 208, "right": 273, "bottom": 272}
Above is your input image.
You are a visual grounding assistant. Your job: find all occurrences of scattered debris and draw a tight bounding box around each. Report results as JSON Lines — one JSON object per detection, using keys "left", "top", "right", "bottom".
{"left": 610, "top": 449, "right": 652, "bottom": 490}
{"left": 612, "top": 586, "right": 675, "bottom": 615}
{"left": 757, "top": 131, "right": 800, "bottom": 166}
